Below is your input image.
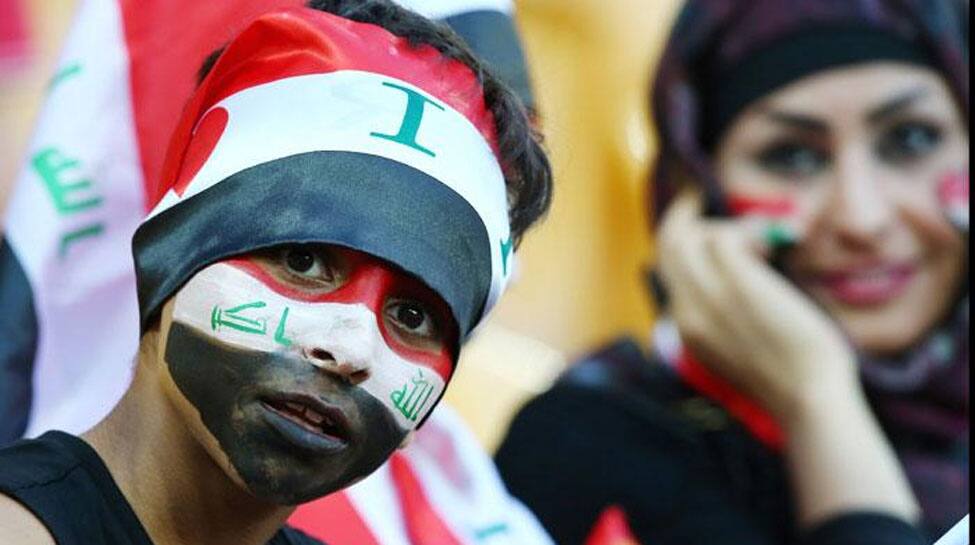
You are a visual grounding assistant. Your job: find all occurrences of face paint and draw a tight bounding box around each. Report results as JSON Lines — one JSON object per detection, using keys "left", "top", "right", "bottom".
{"left": 136, "top": 10, "right": 516, "bottom": 345}
{"left": 726, "top": 194, "right": 801, "bottom": 249}
{"left": 726, "top": 194, "right": 798, "bottom": 218}
{"left": 937, "top": 171, "right": 969, "bottom": 232}
{"left": 165, "top": 251, "right": 454, "bottom": 504}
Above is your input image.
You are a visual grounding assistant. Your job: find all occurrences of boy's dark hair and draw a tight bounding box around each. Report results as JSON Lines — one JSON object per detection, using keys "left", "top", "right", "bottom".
{"left": 198, "top": 0, "right": 552, "bottom": 247}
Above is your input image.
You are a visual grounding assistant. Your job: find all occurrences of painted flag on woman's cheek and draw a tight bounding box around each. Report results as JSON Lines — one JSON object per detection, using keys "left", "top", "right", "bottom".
{"left": 0, "top": 0, "right": 552, "bottom": 544}
{"left": 938, "top": 171, "right": 969, "bottom": 232}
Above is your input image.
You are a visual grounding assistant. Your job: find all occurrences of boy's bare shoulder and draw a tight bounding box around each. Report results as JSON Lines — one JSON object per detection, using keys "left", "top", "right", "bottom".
{"left": 0, "top": 493, "right": 55, "bottom": 545}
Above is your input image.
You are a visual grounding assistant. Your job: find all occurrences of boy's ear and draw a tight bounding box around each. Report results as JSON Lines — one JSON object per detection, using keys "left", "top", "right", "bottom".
{"left": 397, "top": 430, "right": 416, "bottom": 450}
{"left": 137, "top": 328, "right": 162, "bottom": 368}
{"left": 137, "top": 298, "right": 174, "bottom": 366}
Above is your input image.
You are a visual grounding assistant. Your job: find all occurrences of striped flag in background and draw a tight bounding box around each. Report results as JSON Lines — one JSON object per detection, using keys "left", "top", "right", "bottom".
{"left": 0, "top": 0, "right": 548, "bottom": 543}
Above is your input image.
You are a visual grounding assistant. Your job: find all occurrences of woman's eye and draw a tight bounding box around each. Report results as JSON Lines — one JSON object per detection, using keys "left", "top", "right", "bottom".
{"left": 876, "top": 121, "right": 942, "bottom": 164}
{"left": 755, "top": 141, "right": 829, "bottom": 179}
{"left": 282, "top": 247, "right": 333, "bottom": 282}
{"left": 386, "top": 300, "right": 439, "bottom": 340}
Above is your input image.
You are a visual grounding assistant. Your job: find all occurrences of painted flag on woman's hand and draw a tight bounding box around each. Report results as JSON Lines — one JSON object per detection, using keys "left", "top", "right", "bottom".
{"left": 0, "top": 1, "right": 546, "bottom": 543}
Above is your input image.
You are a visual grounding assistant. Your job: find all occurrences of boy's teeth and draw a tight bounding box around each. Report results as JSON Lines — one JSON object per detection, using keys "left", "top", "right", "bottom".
{"left": 304, "top": 408, "right": 325, "bottom": 425}
{"left": 286, "top": 402, "right": 304, "bottom": 413}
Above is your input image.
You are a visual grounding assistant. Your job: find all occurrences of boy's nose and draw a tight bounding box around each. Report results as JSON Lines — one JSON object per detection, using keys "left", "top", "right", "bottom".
{"left": 304, "top": 346, "right": 371, "bottom": 386}
{"left": 299, "top": 305, "right": 382, "bottom": 386}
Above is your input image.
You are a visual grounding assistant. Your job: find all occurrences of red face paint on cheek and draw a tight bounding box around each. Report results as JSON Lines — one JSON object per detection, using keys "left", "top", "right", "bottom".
{"left": 937, "top": 171, "right": 969, "bottom": 230}
{"left": 726, "top": 194, "right": 804, "bottom": 249}
{"left": 726, "top": 194, "right": 798, "bottom": 219}
{"left": 224, "top": 253, "right": 456, "bottom": 382}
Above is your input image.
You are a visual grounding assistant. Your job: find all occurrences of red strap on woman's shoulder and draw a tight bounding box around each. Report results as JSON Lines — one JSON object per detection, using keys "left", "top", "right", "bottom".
{"left": 676, "top": 349, "right": 786, "bottom": 450}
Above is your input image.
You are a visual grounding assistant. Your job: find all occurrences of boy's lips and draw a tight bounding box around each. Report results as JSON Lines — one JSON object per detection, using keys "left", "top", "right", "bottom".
{"left": 259, "top": 392, "right": 354, "bottom": 453}
{"left": 808, "top": 262, "right": 918, "bottom": 306}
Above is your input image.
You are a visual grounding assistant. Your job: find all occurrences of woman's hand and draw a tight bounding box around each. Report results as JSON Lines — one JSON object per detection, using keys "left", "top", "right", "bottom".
{"left": 657, "top": 190, "right": 859, "bottom": 423}
{"left": 658, "top": 190, "right": 920, "bottom": 527}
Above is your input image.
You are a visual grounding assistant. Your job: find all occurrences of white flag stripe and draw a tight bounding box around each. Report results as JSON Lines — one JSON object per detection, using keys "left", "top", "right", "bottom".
{"left": 346, "top": 406, "right": 555, "bottom": 544}
{"left": 933, "top": 515, "right": 969, "bottom": 545}
{"left": 9, "top": 0, "right": 144, "bottom": 438}
{"left": 411, "top": 406, "right": 552, "bottom": 538}
{"left": 345, "top": 466, "right": 414, "bottom": 544}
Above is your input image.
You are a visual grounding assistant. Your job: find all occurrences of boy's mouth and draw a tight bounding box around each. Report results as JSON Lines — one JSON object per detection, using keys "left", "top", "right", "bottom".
{"left": 260, "top": 392, "right": 352, "bottom": 450}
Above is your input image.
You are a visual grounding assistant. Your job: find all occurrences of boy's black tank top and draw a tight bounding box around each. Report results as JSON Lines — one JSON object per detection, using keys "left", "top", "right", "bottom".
{"left": 0, "top": 431, "right": 324, "bottom": 545}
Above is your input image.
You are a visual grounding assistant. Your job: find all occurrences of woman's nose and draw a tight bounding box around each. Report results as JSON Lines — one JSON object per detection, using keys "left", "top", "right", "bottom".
{"left": 826, "top": 150, "right": 897, "bottom": 246}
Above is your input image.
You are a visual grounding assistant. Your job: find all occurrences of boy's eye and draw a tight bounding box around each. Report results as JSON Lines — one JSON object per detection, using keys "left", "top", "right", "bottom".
{"left": 281, "top": 246, "right": 334, "bottom": 282}
{"left": 755, "top": 141, "right": 830, "bottom": 179}
{"left": 876, "top": 121, "right": 943, "bottom": 164}
{"left": 385, "top": 299, "right": 439, "bottom": 340}
{"left": 286, "top": 250, "right": 315, "bottom": 273}
{"left": 396, "top": 304, "right": 426, "bottom": 330}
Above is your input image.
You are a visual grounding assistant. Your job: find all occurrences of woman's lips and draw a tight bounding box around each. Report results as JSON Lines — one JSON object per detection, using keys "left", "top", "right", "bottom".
{"left": 808, "top": 263, "right": 917, "bottom": 306}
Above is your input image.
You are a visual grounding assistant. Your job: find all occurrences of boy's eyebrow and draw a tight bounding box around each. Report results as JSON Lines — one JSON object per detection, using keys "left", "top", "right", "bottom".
{"left": 867, "top": 87, "right": 929, "bottom": 125}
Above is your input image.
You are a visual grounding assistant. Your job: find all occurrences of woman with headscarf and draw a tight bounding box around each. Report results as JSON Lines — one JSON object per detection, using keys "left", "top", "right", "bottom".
{"left": 496, "top": 1, "right": 969, "bottom": 544}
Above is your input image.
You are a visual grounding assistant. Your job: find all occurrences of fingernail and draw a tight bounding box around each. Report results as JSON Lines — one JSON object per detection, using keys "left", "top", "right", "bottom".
{"left": 764, "top": 223, "right": 798, "bottom": 249}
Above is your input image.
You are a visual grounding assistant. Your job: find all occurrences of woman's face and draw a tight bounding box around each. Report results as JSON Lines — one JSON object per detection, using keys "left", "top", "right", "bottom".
{"left": 716, "top": 63, "right": 968, "bottom": 356}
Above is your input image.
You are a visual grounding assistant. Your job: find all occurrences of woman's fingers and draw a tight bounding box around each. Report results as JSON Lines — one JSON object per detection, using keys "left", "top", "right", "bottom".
{"left": 659, "top": 192, "right": 858, "bottom": 418}
{"left": 709, "top": 222, "right": 852, "bottom": 371}
{"left": 658, "top": 191, "right": 753, "bottom": 366}
{"left": 658, "top": 191, "right": 728, "bottom": 305}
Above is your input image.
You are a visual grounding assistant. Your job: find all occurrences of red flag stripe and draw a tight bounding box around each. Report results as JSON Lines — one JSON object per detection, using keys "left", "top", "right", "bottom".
{"left": 289, "top": 493, "right": 383, "bottom": 545}
{"left": 118, "top": 0, "right": 301, "bottom": 210}
{"left": 390, "top": 453, "right": 466, "bottom": 545}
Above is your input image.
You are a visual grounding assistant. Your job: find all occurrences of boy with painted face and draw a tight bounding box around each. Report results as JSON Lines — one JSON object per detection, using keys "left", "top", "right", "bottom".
{"left": 0, "top": 2, "right": 552, "bottom": 544}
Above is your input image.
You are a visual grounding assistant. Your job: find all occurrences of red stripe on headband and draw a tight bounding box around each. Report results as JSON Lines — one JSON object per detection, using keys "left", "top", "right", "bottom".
{"left": 153, "top": 7, "right": 499, "bottom": 209}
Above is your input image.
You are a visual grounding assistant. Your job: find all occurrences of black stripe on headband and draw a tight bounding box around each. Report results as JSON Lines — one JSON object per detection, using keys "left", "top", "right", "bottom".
{"left": 133, "top": 151, "right": 491, "bottom": 339}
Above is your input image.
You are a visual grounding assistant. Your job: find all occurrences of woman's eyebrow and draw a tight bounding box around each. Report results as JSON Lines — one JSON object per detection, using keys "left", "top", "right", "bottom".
{"left": 867, "top": 87, "right": 929, "bottom": 125}
{"left": 760, "top": 109, "right": 829, "bottom": 133}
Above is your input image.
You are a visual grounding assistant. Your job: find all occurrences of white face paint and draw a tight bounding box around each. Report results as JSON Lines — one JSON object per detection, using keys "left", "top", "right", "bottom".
{"left": 172, "top": 262, "right": 446, "bottom": 431}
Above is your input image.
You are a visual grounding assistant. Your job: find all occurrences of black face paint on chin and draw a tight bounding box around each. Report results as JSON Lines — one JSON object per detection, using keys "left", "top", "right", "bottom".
{"left": 164, "top": 321, "right": 405, "bottom": 505}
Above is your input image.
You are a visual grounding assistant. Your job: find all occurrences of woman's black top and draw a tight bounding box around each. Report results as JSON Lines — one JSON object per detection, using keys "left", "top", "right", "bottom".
{"left": 495, "top": 338, "right": 928, "bottom": 545}
{"left": 0, "top": 431, "right": 324, "bottom": 545}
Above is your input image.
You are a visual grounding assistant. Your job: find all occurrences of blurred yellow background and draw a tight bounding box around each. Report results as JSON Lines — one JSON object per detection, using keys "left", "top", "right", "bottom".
{"left": 0, "top": 0, "right": 682, "bottom": 451}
